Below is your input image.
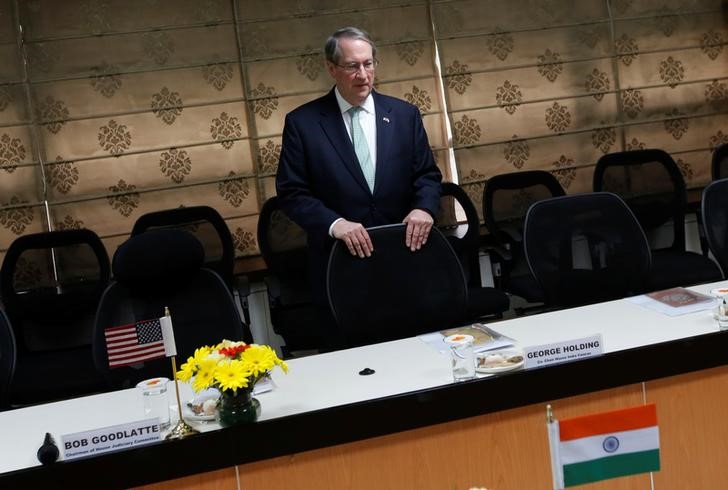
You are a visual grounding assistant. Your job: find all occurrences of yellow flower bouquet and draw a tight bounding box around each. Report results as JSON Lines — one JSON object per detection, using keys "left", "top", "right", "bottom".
{"left": 176, "top": 340, "right": 288, "bottom": 426}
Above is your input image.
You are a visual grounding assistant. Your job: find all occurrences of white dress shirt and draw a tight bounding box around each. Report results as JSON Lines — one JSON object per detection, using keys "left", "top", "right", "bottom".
{"left": 329, "top": 89, "right": 378, "bottom": 236}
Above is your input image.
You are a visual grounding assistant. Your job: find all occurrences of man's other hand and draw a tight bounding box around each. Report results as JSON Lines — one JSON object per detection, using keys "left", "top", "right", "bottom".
{"left": 403, "top": 209, "right": 433, "bottom": 252}
{"left": 332, "top": 219, "right": 374, "bottom": 258}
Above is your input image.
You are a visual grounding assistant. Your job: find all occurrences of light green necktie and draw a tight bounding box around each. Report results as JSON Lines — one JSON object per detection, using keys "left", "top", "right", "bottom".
{"left": 349, "top": 106, "right": 375, "bottom": 192}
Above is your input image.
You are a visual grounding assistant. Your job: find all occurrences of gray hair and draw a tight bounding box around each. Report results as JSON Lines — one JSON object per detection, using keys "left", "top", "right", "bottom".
{"left": 324, "top": 27, "right": 377, "bottom": 64}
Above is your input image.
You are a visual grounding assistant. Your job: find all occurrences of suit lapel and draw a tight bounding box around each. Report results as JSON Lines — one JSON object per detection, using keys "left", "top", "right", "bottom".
{"left": 373, "top": 92, "right": 393, "bottom": 196}
{"left": 318, "top": 90, "right": 371, "bottom": 195}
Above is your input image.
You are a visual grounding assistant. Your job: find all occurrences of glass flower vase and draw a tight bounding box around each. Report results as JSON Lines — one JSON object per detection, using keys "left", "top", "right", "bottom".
{"left": 216, "top": 389, "right": 260, "bottom": 427}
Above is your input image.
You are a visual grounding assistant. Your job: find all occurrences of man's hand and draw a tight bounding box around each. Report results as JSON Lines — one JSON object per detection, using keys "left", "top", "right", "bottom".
{"left": 332, "top": 219, "right": 374, "bottom": 258}
{"left": 403, "top": 209, "right": 434, "bottom": 251}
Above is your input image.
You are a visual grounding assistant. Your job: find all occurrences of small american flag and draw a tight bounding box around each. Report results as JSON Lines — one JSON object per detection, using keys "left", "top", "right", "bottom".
{"left": 105, "top": 318, "right": 167, "bottom": 368}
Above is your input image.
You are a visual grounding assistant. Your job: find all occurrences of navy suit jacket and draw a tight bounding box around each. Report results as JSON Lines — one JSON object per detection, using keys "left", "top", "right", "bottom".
{"left": 275, "top": 88, "right": 442, "bottom": 301}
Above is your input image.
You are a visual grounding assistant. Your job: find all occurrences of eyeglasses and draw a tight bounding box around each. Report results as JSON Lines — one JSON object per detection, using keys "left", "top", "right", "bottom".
{"left": 335, "top": 59, "right": 379, "bottom": 74}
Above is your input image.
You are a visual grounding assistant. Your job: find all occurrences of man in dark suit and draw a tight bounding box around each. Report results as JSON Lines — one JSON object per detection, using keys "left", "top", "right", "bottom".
{"left": 275, "top": 27, "right": 442, "bottom": 345}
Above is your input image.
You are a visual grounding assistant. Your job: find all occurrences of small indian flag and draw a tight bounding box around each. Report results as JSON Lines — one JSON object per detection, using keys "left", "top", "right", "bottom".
{"left": 548, "top": 403, "right": 660, "bottom": 488}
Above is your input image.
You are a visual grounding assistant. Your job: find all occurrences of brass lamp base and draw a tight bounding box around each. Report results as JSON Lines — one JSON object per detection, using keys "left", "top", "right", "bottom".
{"left": 165, "top": 419, "right": 200, "bottom": 440}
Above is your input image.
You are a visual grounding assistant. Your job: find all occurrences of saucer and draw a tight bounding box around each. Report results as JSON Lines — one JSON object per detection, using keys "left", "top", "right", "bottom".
{"left": 475, "top": 349, "right": 525, "bottom": 374}
{"left": 182, "top": 388, "right": 220, "bottom": 421}
{"left": 183, "top": 402, "right": 216, "bottom": 421}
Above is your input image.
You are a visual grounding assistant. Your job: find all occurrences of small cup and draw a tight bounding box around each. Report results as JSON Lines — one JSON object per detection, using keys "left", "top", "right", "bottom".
{"left": 444, "top": 334, "right": 476, "bottom": 382}
{"left": 711, "top": 288, "right": 728, "bottom": 321}
{"left": 136, "top": 377, "right": 171, "bottom": 429}
{"left": 717, "top": 298, "right": 728, "bottom": 331}
{"left": 719, "top": 314, "right": 728, "bottom": 331}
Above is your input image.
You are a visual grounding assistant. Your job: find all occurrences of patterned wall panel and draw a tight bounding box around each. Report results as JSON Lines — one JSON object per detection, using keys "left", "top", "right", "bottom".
{"left": 436, "top": 0, "right": 616, "bottom": 216}
{"left": 9, "top": 0, "right": 261, "bottom": 260}
{"left": 435, "top": 0, "right": 728, "bottom": 222}
{"left": 611, "top": 0, "right": 728, "bottom": 188}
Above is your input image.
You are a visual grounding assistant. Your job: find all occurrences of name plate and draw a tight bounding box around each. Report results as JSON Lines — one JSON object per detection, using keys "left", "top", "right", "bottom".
{"left": 524, "top": 334, "right": 603, "bottom": 369}
{"left": 61, "top": 418, "right": 162, "bottom": 461}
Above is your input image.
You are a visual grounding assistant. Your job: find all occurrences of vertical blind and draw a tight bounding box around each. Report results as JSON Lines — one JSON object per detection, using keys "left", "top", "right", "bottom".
{"left": 0, "top": 0, "right": 726, "bottom": 266}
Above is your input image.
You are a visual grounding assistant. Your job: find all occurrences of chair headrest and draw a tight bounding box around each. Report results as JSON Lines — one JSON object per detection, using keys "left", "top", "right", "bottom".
{"left": 112, "top": 229, "right": 204, "bottom": 285}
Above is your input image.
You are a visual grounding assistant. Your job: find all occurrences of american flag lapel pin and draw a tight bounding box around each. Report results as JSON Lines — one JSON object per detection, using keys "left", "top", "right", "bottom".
{"left": 383, "top": 117, "right": 390, "bottom": 123}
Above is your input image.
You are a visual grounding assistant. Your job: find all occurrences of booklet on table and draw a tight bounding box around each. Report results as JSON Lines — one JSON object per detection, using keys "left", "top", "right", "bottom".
{"left": 418, "top": 323, "right": 515, "bottom": 354}
{"left": 627, "top": 287, "right": 715, "bottom": 316}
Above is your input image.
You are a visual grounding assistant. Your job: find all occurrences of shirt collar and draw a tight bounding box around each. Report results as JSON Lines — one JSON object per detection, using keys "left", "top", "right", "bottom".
{"left": 334, "top": 87, "right": 375, "bottom": 116}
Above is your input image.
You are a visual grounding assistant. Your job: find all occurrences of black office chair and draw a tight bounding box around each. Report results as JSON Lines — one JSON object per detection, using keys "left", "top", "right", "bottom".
{"left": 436, "top": 183, "right": 510, "bottom": 320}
{"left": 524, "top": 193, "right": 652, "bottom": 309}
{"left": 482, "top": 170, "right": 566, "bottom": 303}
{"left": 701, "top": 178, "right": 728, "bottom": 278}
{"left": 257, "top": 196, "right": 322, "bottom": 355}
{"left": 712, "top": 143, "right": 728, "bottom": 181}
{"left": 0, "top": 229, "right": 110, "bottom": 405}
{"left": 131, "top": 205, "right": 236, "bottom": 293}
{"left": 594, "top": 149, "right": 722, "bottom": 290}
{"left": 92, "top": 229, "right": 247, "bottom": 389}
{"left": 327, "top": 224, "right": 469, "bottom": 347}
{"left": 695, "top": 145, "right": 728, "bottom": 256}
{"left": 0, "top": 308, "right": 16, "bottom": 411}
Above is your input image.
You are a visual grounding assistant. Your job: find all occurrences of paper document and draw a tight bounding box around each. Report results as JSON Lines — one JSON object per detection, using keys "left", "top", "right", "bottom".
{"left": 419, "top": 323, "right": 515, "bottom": 353}
{"left": 627, "top": 287, "right": 715, "bottom": 316}
{"left": 253, "top": 375, "right": 276, "bottom": 395}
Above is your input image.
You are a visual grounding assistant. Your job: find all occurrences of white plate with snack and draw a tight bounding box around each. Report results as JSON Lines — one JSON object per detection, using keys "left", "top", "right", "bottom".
{"left": 183, "top": 388, "right": 220, "bottom": 421}
{"left": 476, "top": 349, "right": 525, "bottom": 374}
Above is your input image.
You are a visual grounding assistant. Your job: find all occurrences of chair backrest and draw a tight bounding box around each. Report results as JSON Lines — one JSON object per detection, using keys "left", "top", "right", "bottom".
{"left": 327, "top": 224, "right": 468, "bottom": 347}
{"left": 257, "top": 195, "right": 314, "bottom": 308}
{"left": 524, "top": 192, "right": 651, "bottom": 308}
{"left": 593, "top": 149, "right": 686, "bottom": 252}
{"left": 701, "top": 178, "right": 728, "bottom": 278}
{"left": 436, "top": 182, "right": 482, "bottom": 287}
{"left": 0, "top": 308, "right": 16, "bottom": 410}
{"left": 131, "top": 205, "right": 235, "bottom": 291}
{"left": 257, "top": 196, "right": 326, "bottom": 352}
{"left": 0, "top": 229, "right": 110, "bottom": 351}
{"left": 483, "top": 170, "right": 566, "bottom": 249}
{"left": 257, "top": 196, "right": 308, "bottom": 280}
{"left": 712, "top": 143, "right": 728, "bottom": 181}
{"left": 92, "top": 229, "right": 246, "bottom": 389}
{"left": 482, "top": 170, "right": 565, "bottom": 297}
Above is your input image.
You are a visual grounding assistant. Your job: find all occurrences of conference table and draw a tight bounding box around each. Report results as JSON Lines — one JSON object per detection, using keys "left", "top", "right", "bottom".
{"left": 2, "top": 280, "right": 728, "bottom": 489}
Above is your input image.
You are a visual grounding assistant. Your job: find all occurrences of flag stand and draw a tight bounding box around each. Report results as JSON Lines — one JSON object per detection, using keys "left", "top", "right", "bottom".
{"left": 163, "top": 307, "right": 199, "bottom": 440}
{"left": 546, "top": 404, "right": 554, "bottom": 424}
{"left": 165, "top": 356, "right": 199, "bottom": 439}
